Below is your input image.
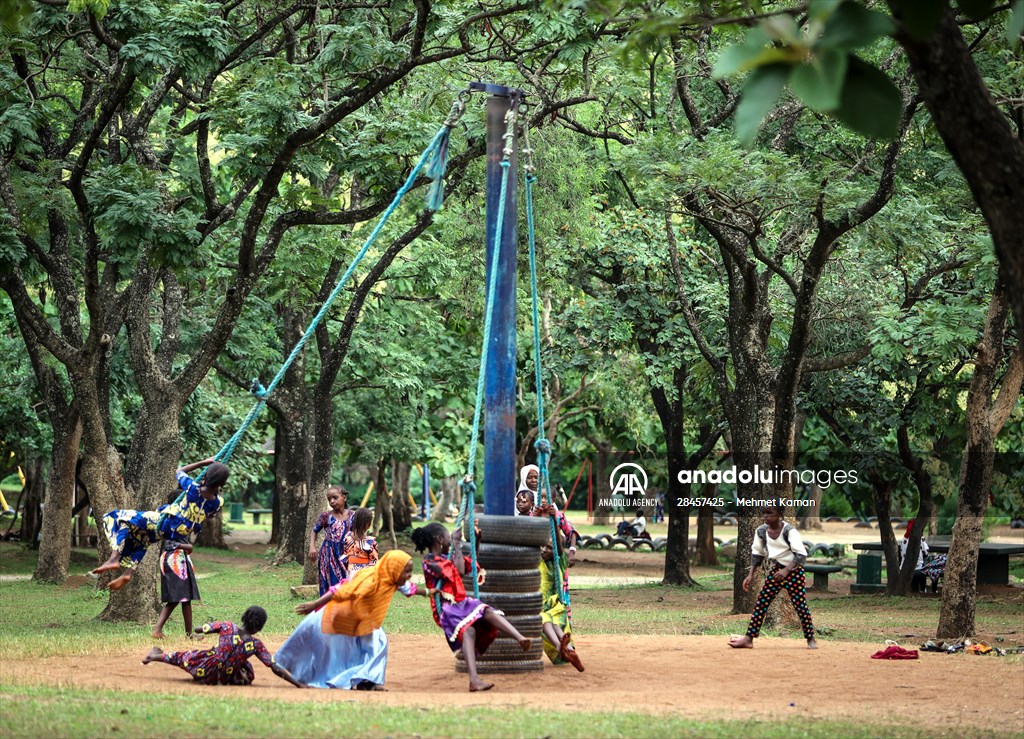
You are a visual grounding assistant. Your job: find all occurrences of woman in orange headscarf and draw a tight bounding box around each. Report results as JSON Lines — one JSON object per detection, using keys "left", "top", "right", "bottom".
{"left": 274, "top": 550, "right": 424, "bottom": 689}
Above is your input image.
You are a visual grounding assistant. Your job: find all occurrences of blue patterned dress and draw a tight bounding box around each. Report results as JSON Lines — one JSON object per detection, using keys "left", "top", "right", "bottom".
{"left": 314, "top": 510, "right": 350, "bottom": 596}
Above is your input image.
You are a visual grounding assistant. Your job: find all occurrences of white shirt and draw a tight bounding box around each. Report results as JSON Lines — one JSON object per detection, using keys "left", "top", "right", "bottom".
{"left": 899, "top": 537, "right": 929, "bottom": 569}
{"left": 751, "top": 523, "right": 808, "bottom": 566}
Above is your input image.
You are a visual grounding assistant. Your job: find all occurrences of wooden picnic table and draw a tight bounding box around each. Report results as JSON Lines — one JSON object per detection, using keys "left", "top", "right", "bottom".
{"left": 852, "top": 541, "right": 1024, "bottom": 585}
{"left": 246, "top": 507, "right": 273, "bottom": 525}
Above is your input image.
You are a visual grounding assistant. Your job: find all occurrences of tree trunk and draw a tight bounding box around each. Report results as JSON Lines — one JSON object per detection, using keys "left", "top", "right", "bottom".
{"left": 373, "top": 459, "right": 391, "bottom": 533}
{"left": 195, "top": 514, "right": 227, "bottom": 550}
{"left": 271, "top": 431, "right": 281, "bottom": 546}
{"left": 431, "top": 475, "right": 458, "bottom": 522}
{"left": 889, "top": 3, "right": 1024, "bottom": 335}
{"left": 19, "top": 458, "right": 45, "bottom": 547}
{"left": 33, "top": 413, "right": 82, "bottom": 583}
{"left": 269, "top": 309, "right": 313, "bottom": 566}
{"left": 695, "top": 500, "right": 718, "bottom": 566}
{"left": 590, "top": 441, "right": 613, "bottom": 525}
{"left": 391, "top": 460, "right": 412, "bottom": 532}
{"left": 799, "top": 484, "right": 823, "bottom": 531}
{"left": 651, "top": 377, "right": 695, "bottom": 586}
{"left": 937, "top": 284, "right": 1021, "bottom": 637}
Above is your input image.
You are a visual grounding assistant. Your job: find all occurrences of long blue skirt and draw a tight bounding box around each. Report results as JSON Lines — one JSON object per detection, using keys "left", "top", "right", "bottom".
{"left": 274, "top": 610, "right": 388, "bottom": 689}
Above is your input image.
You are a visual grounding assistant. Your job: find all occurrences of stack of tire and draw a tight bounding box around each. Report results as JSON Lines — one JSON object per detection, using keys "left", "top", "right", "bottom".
{"left": 458, "top": 514, "right": 551, "bottom": 673}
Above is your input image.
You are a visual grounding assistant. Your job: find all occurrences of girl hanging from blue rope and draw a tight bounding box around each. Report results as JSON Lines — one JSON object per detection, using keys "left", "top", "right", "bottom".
{"left": 411, "top": 522, "right": 532, "bottom": 692}
{"left": 91, "top": 458, "right": 227, "bottom": 590}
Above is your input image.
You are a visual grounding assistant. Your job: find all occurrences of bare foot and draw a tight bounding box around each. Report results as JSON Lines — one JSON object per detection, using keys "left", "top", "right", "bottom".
{"left": 142, "top": 647, "right": 163, "bottom": 665}
{"left": 91, "top": 558, "right": 121, "bottom": 575}
{"left": 107, "top": 571, "right": 134, "bottom": 591}
{"left": 518, "top": 637, "right": 532, "bottom": 653}
{"left": 558, "top": 633, "right": 572, "bottom": 659}
{"left": 807, "top": 638, "right": 818, "bottom": 650}
{"left": 565, "top": 646, "right": 585, "bottom": 673}
{"left": 151, "top": 631, "right": 166, "bottom": 640}
{"left": 469, "top": 680, "right": 494, "bottom": 692}
{"left": 728, "top": 635, "right": 753, "bottom": 649}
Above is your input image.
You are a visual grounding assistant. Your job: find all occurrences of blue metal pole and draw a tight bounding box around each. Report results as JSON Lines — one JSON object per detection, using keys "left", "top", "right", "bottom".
{"left": 473, "top": 82, "right": 524, "bottom": 516}
{"left": 424, "top": 464, "right": 431, "bottom": 519}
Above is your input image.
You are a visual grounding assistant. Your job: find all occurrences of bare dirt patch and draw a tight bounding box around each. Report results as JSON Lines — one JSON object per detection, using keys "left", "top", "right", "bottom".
{"left": 4, "top": 634, "right": 1022, "bottom": 735}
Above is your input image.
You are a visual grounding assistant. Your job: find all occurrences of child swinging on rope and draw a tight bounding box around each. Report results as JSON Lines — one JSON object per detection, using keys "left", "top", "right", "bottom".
{"left": 411, "top": 522, "right": 532, "bottom": 692}
{"left": 92, "top": 458, "right": 227, "bottom": 590}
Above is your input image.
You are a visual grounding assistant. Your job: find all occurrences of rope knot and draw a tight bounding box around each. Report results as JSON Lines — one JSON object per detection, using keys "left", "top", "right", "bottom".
{"left": 534, "top": 438, "right": 552, "bottom": 456}
{"left": 249, "top": 379, "right": 268, "bottom": 399}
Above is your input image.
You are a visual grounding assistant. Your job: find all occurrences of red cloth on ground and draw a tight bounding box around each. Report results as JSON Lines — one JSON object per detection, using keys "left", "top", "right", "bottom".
{"left": 871, "top": 645, "right": 919, "bottom": 660}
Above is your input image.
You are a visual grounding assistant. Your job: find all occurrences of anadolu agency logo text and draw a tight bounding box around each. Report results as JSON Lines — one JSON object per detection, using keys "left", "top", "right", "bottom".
{"left": 677, "top": 465, "right": 858, "bottom": 489}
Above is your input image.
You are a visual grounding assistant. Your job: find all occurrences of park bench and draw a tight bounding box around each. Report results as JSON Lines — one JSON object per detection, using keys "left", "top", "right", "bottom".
{"left": 247, "top": 507, "right": 272, "bottom": 525}
{"left": 803, "top": 563, "right": 844, "bottom": 591}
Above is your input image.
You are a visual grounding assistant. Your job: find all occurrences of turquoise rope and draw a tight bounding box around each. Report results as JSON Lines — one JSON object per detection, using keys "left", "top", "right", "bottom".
{"left": 449, "top": 155, "right": 515, "bottom": 599}
{"left": 167, "top": 122, "right": 451, "bottom": 513}
{"left": 525, "top": 172, "right": 567, "bottom": 608}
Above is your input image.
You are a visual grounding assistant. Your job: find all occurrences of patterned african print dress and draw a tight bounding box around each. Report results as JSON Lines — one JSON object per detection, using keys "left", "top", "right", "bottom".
{"left": 101, "top": 509, "right": 161, "bottom": 570}
{"left": 159, "top": 540, "right": 200, "bottom": 604}
{"left": 422, "top": 553, "right": 498, "bottom": 654}
{"left": 158, "top": 621, "right": 275, "bottom": 685}
{"left": 314, "top": 510, "right": 350, "bottom": 596}
{"left": 342, "top": 532, "right": 379, "bottom": 575}
{"left": 159, "top": 470, "right": 224, "bottom": 541}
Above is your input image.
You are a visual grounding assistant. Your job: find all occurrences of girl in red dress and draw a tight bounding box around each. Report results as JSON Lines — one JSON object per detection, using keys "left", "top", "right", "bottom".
{"left": 411, "top": 523, "right": 531, "bottom": 692}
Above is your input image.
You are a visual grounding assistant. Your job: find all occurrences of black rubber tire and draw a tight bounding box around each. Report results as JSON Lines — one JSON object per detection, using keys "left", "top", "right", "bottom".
{"left": 459, "top": 637, "right": 544, "bottom": 661}
{"left": 579, "top": 536, "right": 603, "bottom": 550}
{"left": 477, "top": 591, "right": 543, "bottom": 615}
{"left": 505, "top": 614, "right": 543, "bottom": 637}
{"left": 824, "top": 516, "right": 842, "bottom": 523}
{"left": 596, "top": 534, "right": 615, "bottom": 546}
{"left": 631, "top": 539, "right": 655, "bottom": 551}
{"left": 654, "top": 539, "right": 668, "bottom": 552}
{"left": 468, "top": 514, "right": 552, "bottom": 547}
{"left": 652, "top": 536, "right": 667, "bottom": 548}
{"left": 455, "top": 658, "right": 543, "bottom": 674}
{"left": 462, "top": 568, "right": 540, "bottom": 594}
{"left": 464, "top": 542, "right": 540, "bottom": 570}
{"left": 609, "top": 536, "right": 630, "bottom": 550}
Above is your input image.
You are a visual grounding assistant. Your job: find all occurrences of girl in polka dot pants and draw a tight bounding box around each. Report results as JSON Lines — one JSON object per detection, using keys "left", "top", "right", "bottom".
{"left": 729, "top": 507, "right": 817, "bottom": 650}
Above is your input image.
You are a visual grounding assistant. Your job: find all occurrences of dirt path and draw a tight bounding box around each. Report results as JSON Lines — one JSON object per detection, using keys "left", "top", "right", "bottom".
{"left": 4, "top": 635, "right": 1021, "bottom": 735}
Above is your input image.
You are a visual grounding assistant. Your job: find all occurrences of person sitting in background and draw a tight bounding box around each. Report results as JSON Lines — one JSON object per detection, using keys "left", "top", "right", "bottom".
{"left": 898, "top": 519, "right": 930, "bottom": 593}
{"left": 616, "top": 509, "right": 646, "bottom": 538}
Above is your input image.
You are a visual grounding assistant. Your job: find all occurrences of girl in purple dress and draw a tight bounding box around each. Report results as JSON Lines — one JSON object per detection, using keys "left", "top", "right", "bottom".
{"left": 307, "top": 486, "right": 351, "bottom": 596}
{"left": 411, "top": 523, "right": 532, "bottom": 692}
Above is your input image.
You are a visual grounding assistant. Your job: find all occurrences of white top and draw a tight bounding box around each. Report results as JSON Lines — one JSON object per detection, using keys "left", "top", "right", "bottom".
{"left": 899, "top": 537, "right": 929, "bottom": 569}
{"left": 631, "top": 515, "right": 647, "bottom": 535}
{"left": 751, "top": 524, "right": 808, "bottom": 566}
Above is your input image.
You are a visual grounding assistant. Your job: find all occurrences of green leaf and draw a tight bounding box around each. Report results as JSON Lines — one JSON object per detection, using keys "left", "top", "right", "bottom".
{"left": 956, "top": 0, "right": 997, "bottom": 19}
{"left": 1008, "top": 0, "right": 1024, "bottom": 46}
{"left": 790, "top": 48, "right": 848, "bottom": 111}
{"left": 832, "top": 56, "right": 903, "bottom": 139}
{"left": 712, "top": 27, "right": 771, "bottom": 77}
{"left": 734, "top": 64, "right": 790, "bottom": 146}
{"left": 818, "top": 2, "right": 896, "bottom": 50}
{"left": 893, "top": 0, "right": 948, "bottom": 40}
{"left": 808, "top": 0, "right": 844, "bottom": 22}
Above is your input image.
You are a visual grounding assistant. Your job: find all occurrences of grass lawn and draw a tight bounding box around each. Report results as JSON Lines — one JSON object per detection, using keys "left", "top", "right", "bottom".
{"left": 1, "top": 541, "right": 1021, "bottom": 738}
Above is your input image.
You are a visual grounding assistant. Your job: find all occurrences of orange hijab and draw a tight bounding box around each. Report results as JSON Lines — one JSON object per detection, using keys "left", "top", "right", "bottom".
{"left": 321, "top": 550, "right": 412, "bottom": 636}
